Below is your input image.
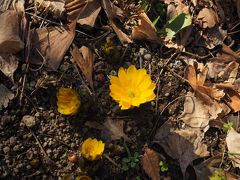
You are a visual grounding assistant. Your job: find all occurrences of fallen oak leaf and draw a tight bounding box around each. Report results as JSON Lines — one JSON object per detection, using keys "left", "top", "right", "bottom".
{"left": 153, "top": 120, "right": 209, "bottom": 176}
{"left": 30, "top": 21, "right": 76, "bottom": 70}
{"left": 141, "top": 148, "right": 161, "bottom": 180}
{"left": 0, "top": 84, "right": 14, "bottom": 110}
{"left": 70, "top": 45, "right": 94, "bottom": 91}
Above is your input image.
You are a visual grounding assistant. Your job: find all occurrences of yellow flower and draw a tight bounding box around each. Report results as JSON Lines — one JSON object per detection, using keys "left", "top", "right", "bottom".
{"left": 56, "top": 87, "right": 80, "bottom": 115}
{"left": 81, "top": 138, "right": 105, "bottom": 161}
{"left": 109, "top": 65, "right": 156, "bottom": 110}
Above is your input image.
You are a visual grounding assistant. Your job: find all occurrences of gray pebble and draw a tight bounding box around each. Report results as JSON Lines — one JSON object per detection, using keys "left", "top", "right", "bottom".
{"left": 46, "top": 149, "right": 52, "bottom": 155}
{"left": 26, "top": 150, "right": 34, "bottom": 160}
{"left": 9, "top": 137, "right": 16, "bottom": 145}
{"left": 165, "top": 93, "right": 170, "bottom": 97}
{"left": 3, "top": 146, "right": 10, "bottom": 154}
{"left": 50, "top": 113, "right": 55, "bottom": 117}
{"left": 34, "top": 112, "right": 40, "bottom": 117}
{"left": 70, "top": 143, "right": 75, "bottom": 148}
{"left": 21, "top": 115, "right": 36, "bottom": 128}
{"left": 26, "top": 165, "right": 32, "bottom": 170}
{"left": 13, "top": 145, "right": 20, "bottom": 151}
{"left": 143, "top": 54, "right": 152, "bottom": 61}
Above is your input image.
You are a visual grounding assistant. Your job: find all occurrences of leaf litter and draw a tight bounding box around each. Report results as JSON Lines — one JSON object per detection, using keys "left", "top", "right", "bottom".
{"left": 1, "top": 0, "right": 240, "bottom": 179}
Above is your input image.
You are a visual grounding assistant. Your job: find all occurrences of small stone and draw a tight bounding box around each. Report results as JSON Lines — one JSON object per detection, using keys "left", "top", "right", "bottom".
{"left": 21, "top": 115, "right": 36, "bottom": 128}
{"left": 143, "top": 53, "right": 152, "bottom": 61}
{"left": 46, "top": 149, "right": 52, "bottom": 155}
{"left": 26, "top": 165, "right": 32, "bottom": 170}
{"left": 3, "top": 146, "right": 10, "bottom": 154}
{"left": 13, "top": 145, "right": 20, "bottom": 151}
{"left": 26, "top": 150, "right": 34, "bottom": 160}
{"left": 9, "top": 137, "right": 16, "bottom": 145}
{"left": 70, "top": 143, "right": 75, "bottom": 148}
{"left": 50, "top": 113, "right": 55, "bottom": 117}
{"left": 34, "top": 112, "right": 40, "bottom": 117}
{"left": 165, "top": 93, "right": 170, "bottom": 97}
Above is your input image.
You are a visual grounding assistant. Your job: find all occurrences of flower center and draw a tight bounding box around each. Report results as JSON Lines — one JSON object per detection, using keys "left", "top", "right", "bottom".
{"left": 128, "top": 90, "right": 135, "bottom": 98}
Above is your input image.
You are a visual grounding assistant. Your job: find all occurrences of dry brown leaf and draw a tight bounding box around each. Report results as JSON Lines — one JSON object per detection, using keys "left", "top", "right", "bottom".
{"left": 153, "top": 120, "right": 209, "bottom": 176}
{"left": 215, "top": 84, "right": 240, "bottom": 112}
{"left": 237, "top": 0, "right": 240, "bottom": 18}
{"left": 0, "top": 10, "right": 24, "bottom": 54}
{"left": 65, "top": 0, "right": 87, "bottom": 22}
{"left": 196, "top": 8, "right": 218, "bottom": 29}
{"left": 0, "top": 84, "right": 14, "bottom": 110}
{"left": 35, "top": 0, "right": 65, "bottom": 18}
{"left": 132, "top": 12, "right": 160, "bottom": 43}
{"left": 70, "top": 45, "right": 94, "bottom": 90}
{"left": 226, "top": 128, "right": 240, "bottom": 168}
{"left": 141, "top": 148, "right": 161, "bottom": 180}
{"left": 184, "top": 65, "right": 225, "bottom": 103}
{"left": 103, "top": 117, "right": 131, "bottom": 142}
{"left": 84, "top": 118, "right": 131, "bottom": 142}
{"left": 101, "top": 0, "right": 132, "bottom": 44}
{"left": 194, "top": 155, "right": 240, "bottom": 180}
{"left": 77, "top": 0, "right": 101, "bottom": 27}
{"left": 180, "top": 92, "right": 218, "bottom": 128}
{"left": 31, "top": 22, "right": 76, "bottom": 70}
{"left": 218, "top": 61, "right": 239, "bottom": 83}
{"left": 0, "top": 54, "right": 18, "bottom": 81}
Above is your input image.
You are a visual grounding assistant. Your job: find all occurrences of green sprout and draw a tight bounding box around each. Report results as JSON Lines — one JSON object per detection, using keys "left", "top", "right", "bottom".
{"left": 159, "top": 160, "right": 168, "bottom": 172}
{"left": 223, "top": 122, "right": 233, "bottom": 133}
{"left": 121, "top": 142, "right": 140, "bottom": 171}
{"left": 210, "top": 169, "right": 226, "bottom": 180}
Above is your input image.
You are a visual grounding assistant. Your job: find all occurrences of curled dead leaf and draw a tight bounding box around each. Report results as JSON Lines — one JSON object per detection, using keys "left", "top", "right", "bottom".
{"left": 65, "top": 0, "right": 87, "bottom": 22}
{"left": 101, "top": 0, "right": 132, "bottom": 44}
{"left": 0, "top": 54, "right": 18, "bottom": 82}
{"left": 0, "top": 10, "right": 24, "bottom": 54}
{"left": 196, "top": 8, "right": 218, "bottom": 28}
{"left": 77, "top": 0, "right": 101, "bottom": 27}
{"left": 0, "top": 84, "right": 14, "bottom": 110}
{"left": 141, "top": 148, "right": 161, "bottom": 180}
{"left": 70, "top": 45, "right": 94, "bottom": 90}
{"left": 132, "top": 12, "right": 160, "bottom": 43}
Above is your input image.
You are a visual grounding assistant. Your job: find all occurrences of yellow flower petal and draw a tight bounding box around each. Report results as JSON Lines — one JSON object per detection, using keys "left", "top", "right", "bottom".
{"left": 57, "top": 87, "right": 80, "bottom": 115}
{"left": 81, "top": 138, "right": 105, "bottom": 161}
{"left": 109, "top": 65, "right": 156, "bottom": 110}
